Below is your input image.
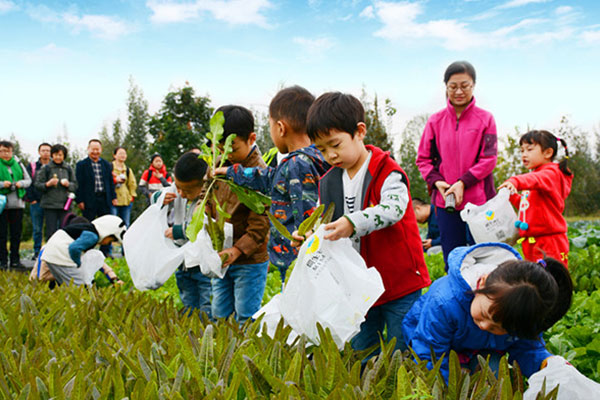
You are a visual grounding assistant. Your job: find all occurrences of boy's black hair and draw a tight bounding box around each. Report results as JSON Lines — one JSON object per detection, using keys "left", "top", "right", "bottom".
{"left": 412, "top": 198, "right": 429, "bottom": 207}
{"left": 474, "top": 258, "right": 573, "bottom": 340}
{"left": 174, "top": 152, "right": 208, "bottom": 183}
{"left": 51, "top": 144, "right": 68, "bottom": 159}
{"left": 306, "top": 92, "right": 365, "bottom": 141}
{"left": 38, "top": 142, "right": 51, "bottom": 151}
{"left": 0, "top": 140, "right": 14, "bottom": 149}
{"left": 216, "top": 105, "right": 254, "bottom": 141}
{"left": 269, "top": 86, "right": 315, "bottom": 134}
{"left": 519, "top": 130, "right": 572, "bottom": 176}
{"left": 444, "top": 61, "right": 476, "bottom": 84}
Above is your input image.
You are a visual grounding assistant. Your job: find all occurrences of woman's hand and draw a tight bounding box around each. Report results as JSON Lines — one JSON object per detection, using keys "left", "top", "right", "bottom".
{"left": 445, "top": 180, "right": 465, "bottom": 206}
{"left": 434, "top": 180, "right": 450, "bottom": 198}
{"left": 46, "top": 178, "right": 59, "bottom": 187}
{"left": 61, "top": 179, "right": 69, "bottom": 187}
{"left": 498, "top": 181, "right": 517, "bottom": 194}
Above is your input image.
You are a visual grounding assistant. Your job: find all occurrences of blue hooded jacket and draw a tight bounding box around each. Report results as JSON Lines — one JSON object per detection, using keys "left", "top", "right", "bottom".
{"left": 402, "top": 242, "right": 552, "bottom": 381}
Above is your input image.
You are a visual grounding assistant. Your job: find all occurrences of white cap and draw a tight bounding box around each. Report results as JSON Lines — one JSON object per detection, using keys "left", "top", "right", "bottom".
{"left": 91, "top": 215, "right": 127, "bottom": 243}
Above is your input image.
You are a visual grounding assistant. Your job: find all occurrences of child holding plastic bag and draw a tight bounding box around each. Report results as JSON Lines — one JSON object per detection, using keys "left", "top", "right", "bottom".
{"left": 294, "top": 92, "right": 431, "bottom": 354}
{"left": 402, "top": 243, "right": 573, "bottom": 383}
{"left": 155, "top": 152, "right": 212, "bottom": 316}
{"left": 35, "top": 215, "right": 126, "bottom": 286}
{"left": 498, "top": 130, "right": 572, "bottom": 266}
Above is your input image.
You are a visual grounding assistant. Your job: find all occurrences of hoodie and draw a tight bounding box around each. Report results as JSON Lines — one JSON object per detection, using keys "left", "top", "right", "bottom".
{"left": 226, "top": 144, "right": 330, "bottom": 269}
{"left": 402, "top": 243, "right": 552, "bottom": 382}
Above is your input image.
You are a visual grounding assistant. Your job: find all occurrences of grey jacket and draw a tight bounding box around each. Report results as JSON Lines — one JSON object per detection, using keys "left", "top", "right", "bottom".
{"left": 34, "top": 161, "right": 78, "bottom": 209}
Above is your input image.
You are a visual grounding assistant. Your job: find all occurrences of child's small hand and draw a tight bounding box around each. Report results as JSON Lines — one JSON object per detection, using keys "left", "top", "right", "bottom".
{"left": 213, "top": 167, "right": 228, "bottom": 176}
{"left": 163, "top": 192, "right": 177, "bottom": 205}
{"left": 323, "top": 217, "right": 354, "bottom": 241}
{"left": 423, "top": 238, "right": 432, "bottom": 250}
{"left": 164, "top": 227, "right": 173, "bottom": 239}
{"left": 219, "top": 246, "right": 241, "bottom": 268}
{"left": 498, "top": 181, "right": 517, "bottom": 194}
{"left": 290, "top": 230, "right": 311, "bottom": 248}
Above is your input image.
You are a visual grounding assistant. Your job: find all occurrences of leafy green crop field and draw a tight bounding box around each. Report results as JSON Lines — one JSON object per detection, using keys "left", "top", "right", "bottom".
{"left": 1, "top": 221, "right": 598, "bottom": 398}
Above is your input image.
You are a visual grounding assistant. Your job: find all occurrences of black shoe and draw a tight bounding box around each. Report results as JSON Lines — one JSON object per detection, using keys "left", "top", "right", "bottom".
{"left": 31, "top": 253, "right": 39, "bottom": 261}
{"left": 10, "top": 262, "right": 25, "bottom": 269}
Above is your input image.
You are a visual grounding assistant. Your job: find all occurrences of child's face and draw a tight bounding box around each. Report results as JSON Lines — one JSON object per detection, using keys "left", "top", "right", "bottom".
{"left": 52, "top": 151, "right": 64, "bottom": 164}
{"left": 268, "top": 117, "right": 287, "bottom": 153}
{"left": 225, "top": 133, "right": 256, "bottom": 163}
{"left": 175, "top": 177, "right": 203, "bottom": 201}
{"left": 470, "top": 275, "right": 508, "bottom": 335}
{"left": 99, "top": 236, "right": 116, "bottom": 246}
{"left": 520, "top": 142, "right": 552, "bottom": 170}
{"left": 413, "top": 204, "right": 429, "bottom": 224}
{"left": 314, "top": 124, "right": 367, "bottom": 176}
{"left": 152, "top": 157, "right": 164, "bottom": 170}
{"left": 0, "top": 146, "right": 12, "bottom": 161}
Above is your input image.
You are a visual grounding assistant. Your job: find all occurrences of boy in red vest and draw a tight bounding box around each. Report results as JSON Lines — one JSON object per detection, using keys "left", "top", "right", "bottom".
{"left": 298, "top": 92, "right": 431, "bottom": 354}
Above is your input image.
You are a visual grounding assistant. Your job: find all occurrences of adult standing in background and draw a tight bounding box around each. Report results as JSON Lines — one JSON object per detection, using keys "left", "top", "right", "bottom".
{"left": 0, "top": 140, "right": 31, "bottom": 268}
{"left": 416, "top": 61, "right": 497, "bottom": 269}
{"left": 34, "top": 144, "right": 77, "bottom": 240}
{"left": 75, "top": 139, "right": 116, "bottom": 256}
{"left": 111, "top": 147, "right": 137, "bottom": 227}
{"left": 24, "top": 142, "right": 51, "bottom": 260}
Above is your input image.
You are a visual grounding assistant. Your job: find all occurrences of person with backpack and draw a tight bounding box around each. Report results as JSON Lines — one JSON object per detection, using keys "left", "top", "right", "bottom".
{"left": 24, "top": 142, "right": 51, "bottom": 260}
{"left": 138, "top": 153, "right": 172, "bottom": 205}
{"left": 110, "top": 147, "right": 137, "bottom": 227}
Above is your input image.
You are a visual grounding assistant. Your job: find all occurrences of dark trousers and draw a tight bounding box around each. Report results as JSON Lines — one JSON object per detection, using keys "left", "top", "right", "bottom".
{"left": 435, "top": 206, "right": 474, "bottom": 270}
{"left": 0, "top": 208, "right": 23, "bottom": 266}
{"left": 44, "top": 208, "right": 67, "bottom": 240}
{"left": 82, "top": 193, "right": 112, "bottom": 256}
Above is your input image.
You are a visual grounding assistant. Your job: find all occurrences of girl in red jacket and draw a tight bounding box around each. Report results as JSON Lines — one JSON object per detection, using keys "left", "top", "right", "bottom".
{"left": 499, "top": 130, "right": 572, "bottom": 266}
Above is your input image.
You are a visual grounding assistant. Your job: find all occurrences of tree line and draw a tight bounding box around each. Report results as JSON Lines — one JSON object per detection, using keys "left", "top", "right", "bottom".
{"left": 10, "top": 79, "right": 600, "bottom": 240}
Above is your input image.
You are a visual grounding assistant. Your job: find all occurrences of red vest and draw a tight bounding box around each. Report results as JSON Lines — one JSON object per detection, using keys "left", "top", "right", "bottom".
{"left": 319, "top": 145, "right": 431, "bottom": 306}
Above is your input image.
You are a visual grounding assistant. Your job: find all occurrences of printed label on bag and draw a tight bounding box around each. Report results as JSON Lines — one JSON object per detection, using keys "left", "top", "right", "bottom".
{"left": 305, "top": 235, "right": 321, "bottom": 255}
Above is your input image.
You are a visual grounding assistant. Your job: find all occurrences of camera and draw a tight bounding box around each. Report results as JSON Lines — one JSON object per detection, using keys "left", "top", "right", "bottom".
{"left": 445, "top": 193, "right": 456, "bottom": 213}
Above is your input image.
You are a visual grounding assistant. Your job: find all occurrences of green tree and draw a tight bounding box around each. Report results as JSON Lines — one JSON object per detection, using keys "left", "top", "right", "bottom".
{"left": 494, "top": 127, "right": 527, "bottom": 186}
{"left": 148, "top": 84, "right": 213, "bottom": 168}
{"left": 9, "top": 133, "right": 29, "bottom": 164}
{"left": 123, "top": 77, "right": 150, "bottom": 176}
{"left": 254, "top": 110, "right": 274, "bottom": 155}
{"left": 397, "top": 114, "right": 429, "bottom": 201}
{"left": 361, "top": 89, "right": 394, "bottom": 153}
{"left": 99, "top": 119, "right": 124, "bottom": 161}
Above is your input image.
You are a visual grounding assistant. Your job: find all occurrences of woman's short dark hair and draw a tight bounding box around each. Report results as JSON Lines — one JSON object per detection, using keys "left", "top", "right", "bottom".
{"left": 174, "top": 152, "right": 208, "bottom": 183}
{"left": 444, "top": 61, "right": 476, "bottom": 84}
{"left": 113, "top": 146, "right": 126, "bottom": 156}
{"left": 51, "top": 144, "right": 68, "bottom": 159}
{"left": 0, "top": 141, "right": 13, "bottom": 149}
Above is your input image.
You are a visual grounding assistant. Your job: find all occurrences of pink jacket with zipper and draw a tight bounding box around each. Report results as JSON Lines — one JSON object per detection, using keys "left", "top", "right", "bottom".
{"left": 416, "top": 97, "right": 497, "bottom": 211}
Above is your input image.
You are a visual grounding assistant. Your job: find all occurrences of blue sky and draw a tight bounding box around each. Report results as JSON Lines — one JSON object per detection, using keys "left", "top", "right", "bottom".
{"left": 1, "top": 0, "right": 599, "bottom": 157}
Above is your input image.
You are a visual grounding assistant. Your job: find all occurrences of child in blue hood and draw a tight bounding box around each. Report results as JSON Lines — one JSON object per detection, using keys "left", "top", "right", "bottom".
{"left": 402, "top": 242, "right": 572, "bottom": 382}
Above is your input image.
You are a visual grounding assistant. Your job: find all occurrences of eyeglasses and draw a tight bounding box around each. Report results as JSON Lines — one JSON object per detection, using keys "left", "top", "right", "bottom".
{"left": 447, "top": 83, "right": 473, "bottom": 93}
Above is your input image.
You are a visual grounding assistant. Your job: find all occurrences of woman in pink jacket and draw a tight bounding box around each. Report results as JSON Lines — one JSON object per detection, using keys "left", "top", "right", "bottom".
{"left": 416, "top": 61, "right": 497, "bottom": 269}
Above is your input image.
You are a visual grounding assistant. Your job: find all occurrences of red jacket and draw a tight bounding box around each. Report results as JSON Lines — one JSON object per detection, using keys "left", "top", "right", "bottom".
{"left": 508, "top": 163, "right": 572, "bottom": 238}
{"left": 319, "top": 145, "right": 431, "bottom": 306}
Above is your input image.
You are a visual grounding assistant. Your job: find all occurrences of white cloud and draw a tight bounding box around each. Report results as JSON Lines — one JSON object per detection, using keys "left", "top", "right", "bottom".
{"left": 581, "top": 30, "right": 600, "bottom": 44}
{"left": 26, "top": 4, "right": 132, "bottom": 39}
{"left": 498, "top": 0, "right": 550, "bottom": 9}
{"left": 555, "top": 6, "right": 572, "bottom": 15}
{"left": 369, "top": 1, "right": 582, "bottom": 50}
{"left": 359, "top": 5, "right": 374, "bottom": 19}
{"left": 22, "top": 43, "right": 70, "bottom": 63}
{"left": 293, "top": 36, "right": 335, "bottom": 55}
{"left": 147, "top": 0, "right": 272, "bottom": 27}
{"left": 0, "top": 0, "right": 16, "bottom": 14}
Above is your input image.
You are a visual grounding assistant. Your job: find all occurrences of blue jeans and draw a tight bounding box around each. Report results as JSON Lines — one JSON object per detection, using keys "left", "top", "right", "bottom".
{"left": 351, "top": 289, "right": 422, "bottom": 354}
{"left": 175, "top": 267, "right": 212, "bottom": 318}
{"left": 435, "top": 206, "right": 475, "bottom": 271}
{"left": 211, "top": 261, "right": 269, "bottom": 324}
{"left": 111, "top": 203, "right": 132, "bottom": 227}
{"left": 30, "top": 202, "right": 44, "bottom": 254}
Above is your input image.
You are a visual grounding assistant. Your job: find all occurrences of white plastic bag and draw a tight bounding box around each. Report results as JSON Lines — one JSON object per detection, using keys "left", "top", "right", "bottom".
{"left": 79, "top": 249, "right": 106, "bottom": 286}
{"left": 460, "top": 188, "right": 518, "bottom": 244}
{"left": 524, "top": 356, "right": 600, "bottom": 400}
{"left": 278, "top": 225, "right": 385, "bottom": 349}
{"left": 124, "top": 192, "right": 188, "bottom": 290}
{"left": 252, "top": 294, "right": 299, "bottom": 345}
{"left": 183, "top": 226, "right": 230, "bottom": 279}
